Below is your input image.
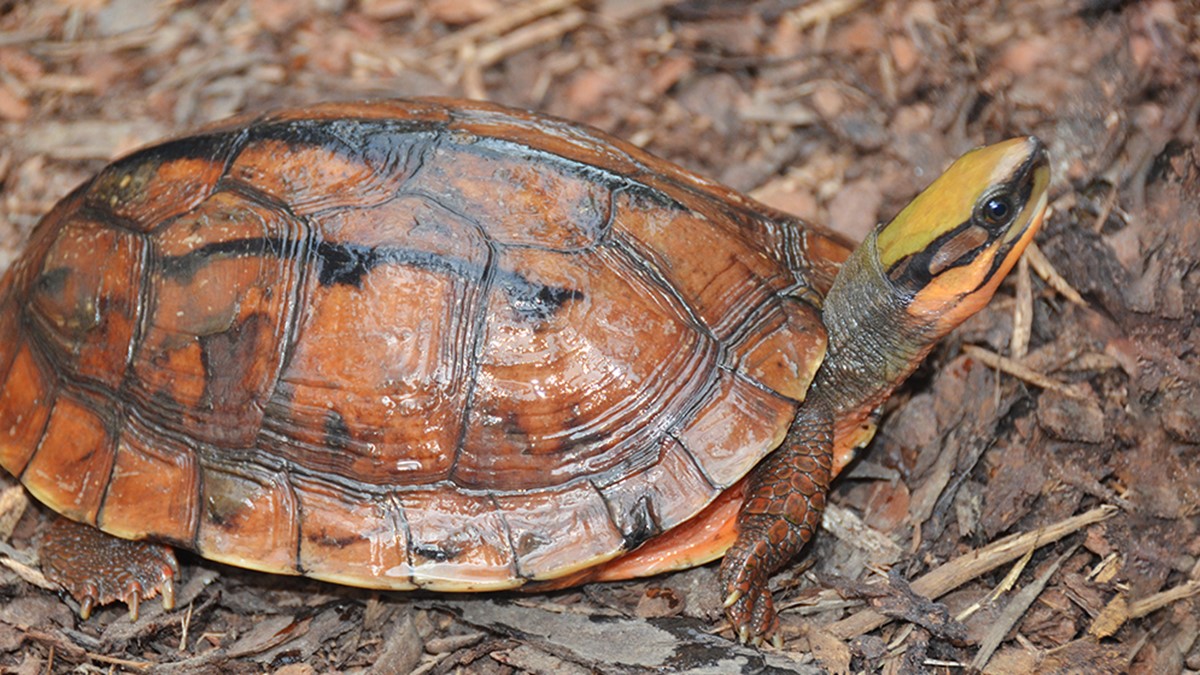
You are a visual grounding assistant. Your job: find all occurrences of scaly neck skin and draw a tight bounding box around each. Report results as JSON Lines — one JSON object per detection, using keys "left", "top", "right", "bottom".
{"left": 807, "top": 229, "right": 940, "bottom": 442}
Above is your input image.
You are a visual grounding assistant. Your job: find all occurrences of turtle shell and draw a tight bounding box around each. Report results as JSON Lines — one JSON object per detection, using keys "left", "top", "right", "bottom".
{"left": 0, "top": 98, "right": 850, "bottom": 590}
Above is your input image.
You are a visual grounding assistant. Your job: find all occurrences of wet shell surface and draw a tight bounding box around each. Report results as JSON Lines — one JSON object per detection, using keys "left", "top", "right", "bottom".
{"left": 0, "top": 98, "right": 851, "bottom": 590}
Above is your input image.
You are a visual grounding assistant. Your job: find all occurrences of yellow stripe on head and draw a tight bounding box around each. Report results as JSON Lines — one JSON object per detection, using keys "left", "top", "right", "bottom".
{"left": 877, "top": 137, "right": 1044, "bottom": 268}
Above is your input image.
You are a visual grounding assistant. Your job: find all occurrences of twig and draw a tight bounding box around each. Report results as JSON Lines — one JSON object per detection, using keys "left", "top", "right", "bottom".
{"left": 955, "top": 548, "right": 1034, "bottom": 622}
{"left": 85, "top": 652, "right": 153, "bottom": 671}
{"left": 0, "top": 552, "right": 57, "bottom": 591}
{"left": 1089, "top": 182, "right": 1120, "bottom": 234}
{"left": 785, "top": 0, "right": 866, "bottom": 30}
{"left": 962, "top": 345, "right": 1089, "bottom": 399}
{"left": 1129, "top": 579, "right": 1200, "bottom": 619}
{"left": 1026, "top": 241, "right": 1087, "bottom": 307}
{"left": 1011, "top": 255, "right": 1033, "bottom": 359}
{"left": 432, "top": 0, "right": 580, "bottom": 55}
{"left": 472, "top": 8, "right": 586, "bottom": 68}
{"left": 826, "top": 504, "right": 1117, "bottom": 639}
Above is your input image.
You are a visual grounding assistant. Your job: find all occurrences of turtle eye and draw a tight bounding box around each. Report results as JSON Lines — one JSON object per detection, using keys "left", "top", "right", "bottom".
{"left": 977, "top": 192, "right": 1016, "bottom": 229}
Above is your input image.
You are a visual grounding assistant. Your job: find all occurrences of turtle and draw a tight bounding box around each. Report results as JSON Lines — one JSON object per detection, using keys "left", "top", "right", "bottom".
{"left": 0, "top": 98, "right": 1049, "bottom": 645}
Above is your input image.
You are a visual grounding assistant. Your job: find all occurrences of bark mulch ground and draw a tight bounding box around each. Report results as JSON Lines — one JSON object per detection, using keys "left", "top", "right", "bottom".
{"left": 0, "top": 1, "right": 1197, "bottom": 673}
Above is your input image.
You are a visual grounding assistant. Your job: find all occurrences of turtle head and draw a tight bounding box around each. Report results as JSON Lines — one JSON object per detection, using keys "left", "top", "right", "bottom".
{"left": 875, "top": 136, "right": 1050, "bottom": 336}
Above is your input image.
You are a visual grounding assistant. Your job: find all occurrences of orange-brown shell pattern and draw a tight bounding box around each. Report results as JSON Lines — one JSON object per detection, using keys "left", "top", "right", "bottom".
{"left": 0, "top": 98, "right": 851, "bottom": 591}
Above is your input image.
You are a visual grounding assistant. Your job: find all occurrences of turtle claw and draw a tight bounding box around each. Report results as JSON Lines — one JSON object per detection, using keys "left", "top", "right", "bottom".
{"left": 161, "top": 575, "right": 176, "bottom": 612}
{"left": 723, "top": 589, "right": 742, "bottom": 608}
{"left": 125, "top": 582, "right": 142, "bottom": 622}
{"left": 724, "top": 579, "right": 780, "bottom": 645}
{"left": 79, "top": 593, "right": 97, "bottom": 621}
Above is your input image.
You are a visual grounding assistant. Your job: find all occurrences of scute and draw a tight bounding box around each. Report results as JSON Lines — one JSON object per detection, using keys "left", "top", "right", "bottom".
{"left": 193, "top": 454, "right": 300, "bottom": 575}
{"left": 262, "top": 194, "right": 487, "bottom": 486}
{"left": 454, "top": 243, "right": 720, "bottom": 491}
{"left": 0, "top": 99, "right": 851, "bottom": 588}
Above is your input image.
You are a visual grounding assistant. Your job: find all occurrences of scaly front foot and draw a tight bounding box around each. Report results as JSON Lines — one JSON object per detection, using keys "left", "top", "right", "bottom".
{"left": 719, "top": 517, "right": 792, "bottom": 647}
{"left": 719, "top": 408, "right": 832, "bottom": 646}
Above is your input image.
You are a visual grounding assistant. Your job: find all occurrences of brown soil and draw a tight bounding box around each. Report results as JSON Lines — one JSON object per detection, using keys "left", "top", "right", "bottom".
{"left": 0, "top": 1, "right": 1197, "bottom": 673}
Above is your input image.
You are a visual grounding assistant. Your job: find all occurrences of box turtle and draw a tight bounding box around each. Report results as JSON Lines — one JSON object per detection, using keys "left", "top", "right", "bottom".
{"left": 0, "top": 98, "right": 1049, "bottom": 645}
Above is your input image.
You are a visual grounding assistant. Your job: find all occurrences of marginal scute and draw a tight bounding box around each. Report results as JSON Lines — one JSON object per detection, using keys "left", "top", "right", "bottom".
{"left": 495, "top": 481, "right": 625, "bottom": 580}
{"left": 20, "top": 396, "right": 113, "bottom": 524}
{"left": 598, "top": 436, "right": 721, "bottom": 545}
{"left": 293, "top": 474, "right": 413, "bottom": 588}
{"left": 399, "top": 488, "right": 521, "bottom": 591}
{"left": 446, "top": 100, "right": 643, "bottom": 178}
{"left": 265, "top": 99, "right": 452, "bottom": 125}
{"left": 86, "top": 134, "right": 236, "bottom": 230}
{"left": 99, "top": 417, "right": 199, "bottom": 545}
{"left": 675, "top": 370, "right": 798, "bottom": 488}
{"left": 195, "top": 458, "right": 299, "bottom": 576}
{"left": 0, "top": 343, "right": 53, "bottom": 476}
{"left": 228, "top": 121, "right": 428, "bottom": 214}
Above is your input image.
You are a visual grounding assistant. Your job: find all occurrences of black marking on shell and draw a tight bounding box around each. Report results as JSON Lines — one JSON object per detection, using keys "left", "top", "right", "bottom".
{"left": 158, "top": 236, "right": 583, "bottom": 321}
{"left": 620, "top": 493, "right": 662, "bottom": 551}
{"left": 322, "top": 410, "right": 353, "bottom": 452}
{"left": 499, "top": 278, "right": 584, "bottom": 321}
{"left": 197, "top": 312, "right": 269, "bottom": 405}
{"left": 244, "top": 117, "right": 444, "bottom": 159}
{"left": 33, "top": 267, "right": 70, "bottom": 298}
{"left": 413, "top": 543, "right": 457, "bottom": 562}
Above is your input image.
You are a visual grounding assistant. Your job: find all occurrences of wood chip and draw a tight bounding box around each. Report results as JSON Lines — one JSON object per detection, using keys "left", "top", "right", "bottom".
{"left": 491, "top": 644, "right": 592, "bottom": 675}
{"left": 370, "top": 611, "right": 423, "bottom": 675}
{"left": 786, "top": 0, "right": 866, "bottom": 30}
{"left": 806, "top": 625, "right": 852, "bottom": 674}
{"left": 0, "top": 81, "right": 29, "bottom": 121}
{"left": 471, "top": 7, "right": 586, "bottom": 68}
{"left": 971, "top": 544, "right": 1078, "bottom": 671}
{"left": 826, "top": 505, "right": 1117, "bottom": 640}
{"left": 822, "top": 502, "right": 904, "bottom": 564}
{"left": 1089, "top": 592, "right": 1129, "bottom": 639}
{"left": 0, "top": 485, "right": 28, "bottom": 541}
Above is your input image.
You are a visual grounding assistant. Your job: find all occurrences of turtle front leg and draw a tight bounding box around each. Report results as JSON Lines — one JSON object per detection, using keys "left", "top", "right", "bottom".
{"left": 718, "top": 408, "right": 833, "bottom": 646}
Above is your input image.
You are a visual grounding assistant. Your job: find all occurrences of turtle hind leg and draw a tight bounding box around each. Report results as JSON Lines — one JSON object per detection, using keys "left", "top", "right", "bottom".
{"left": 39, "top": 517, "right": 178, "bottom": 621}
{"left": 718, "top": 408, "right": 832, "bottom": 646}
